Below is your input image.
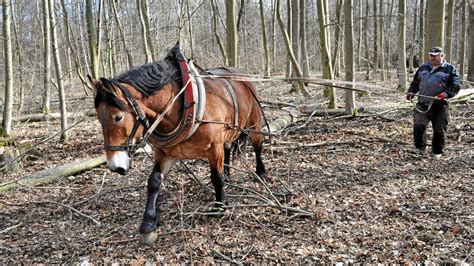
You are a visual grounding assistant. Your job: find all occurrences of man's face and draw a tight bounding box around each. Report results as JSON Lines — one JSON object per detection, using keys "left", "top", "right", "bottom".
{"left": 429, "top": 54, "right": 444, "bottom": 66}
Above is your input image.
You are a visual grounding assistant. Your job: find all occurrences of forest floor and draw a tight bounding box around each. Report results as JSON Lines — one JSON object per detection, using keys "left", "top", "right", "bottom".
{"left": 1, "top": 75, "right": 473, "bottom": 264}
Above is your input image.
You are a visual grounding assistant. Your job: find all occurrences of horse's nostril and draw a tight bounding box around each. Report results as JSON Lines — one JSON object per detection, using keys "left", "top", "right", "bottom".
{"left": 116, "top": 167, "right": 127, "bottom": 175}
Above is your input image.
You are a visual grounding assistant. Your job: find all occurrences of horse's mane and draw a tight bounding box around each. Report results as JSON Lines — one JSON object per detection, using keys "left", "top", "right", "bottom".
{"left": 94, "top": 54, "right": 180, "bottom": 110}
{"left": 112, "top": 57, "right": 179, "bottom": 97}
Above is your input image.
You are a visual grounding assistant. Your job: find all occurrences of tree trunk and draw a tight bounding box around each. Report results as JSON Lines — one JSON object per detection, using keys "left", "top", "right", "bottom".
{"left": 356, "top": 0, "right": 363, "bottom": 70}
{"left": 373, "top": 0, "right": 378, "bottom": 73}
{"left": 61, "top": 0, "right": 92, "bottom": 93}
{"left": 290, "top": 0, "right": 300, "bottom": 90}
{"left": 398, "top": 0, "right": 407, "bottom": 91}
{"left": 467, "top": 0, "right": 474, "bottom": 81}
{"left": 86, "top": 0, "right": 99, "bottom": 78}
{"left": 10, "top": 2, "right": 23, "bottom": 114}
{"left": 418, "top": 0, "right": 425, "bottom": 66}
{"left": 408, "top": 0, "right": 418, "bottom": 74}
{"left": 344, "top": 0, "right": 356, "bottom": 115}
{"left": 331, "top": 0, "right": 343, "bottom": 78}
{"left": 364, "top": 0, "right": 370, "bottom": 80}
{"left": 317, "top": 0, "right": 336, "bottom": 108}
{"left": 211, "top": 0, "right": 228, "bottom": 66}
{"left": 378, "top": 0, "right": 385, "bottom": 81}
{"left": 110, "top": 0, "right": 133, "bottom": 68}
{"left": 137, "top": 0, "right": 154, "bottom": 63}
{"left": 300, "top": 0, "right": 309, "bottom": 79}
{"left": 259, "top": 0, "right": 271, "bottom": 77}
{"left": 445, "top": 0, "right": 454, "bottom": 62}
{"left": 226, "top": 0, "right": 238, "bottom": 67}
{"left": 2, "top": 0, "right": 14, "bottom": 136}
{"left": 49, "top": 0, "right": 68, "bottom": 141}
{"left": 276, "top": 0, "right": 309, "bottom": 96}
{"left": 42, "top": 0, "right": 51, "bottom": 114}
{"left": 424, "top": 0, "right": 445, "bottom": 63}
{"left": 459, "top": 0, "right": 468, "bottom": 78}
{"left": 186, "top": 0, "right": 195, "bottom": 58}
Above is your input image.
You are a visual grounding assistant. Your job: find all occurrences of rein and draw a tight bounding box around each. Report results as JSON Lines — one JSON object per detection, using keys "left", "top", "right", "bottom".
{"left": 410, "top": 93, "right": 449, "bottom": 114}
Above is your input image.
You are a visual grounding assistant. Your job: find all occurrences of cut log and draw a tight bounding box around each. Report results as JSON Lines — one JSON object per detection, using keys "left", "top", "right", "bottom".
{"left": 300, "top": 105, "right": 348, "bottom": 116}
{"left": 0, "top": 154, "right": 106, "bottom": 192}
{"left": 0, "top": 110, "right": 97, "bottom": 124}
{"left": 263, "top": 113, "right": 298, "bottom": 133}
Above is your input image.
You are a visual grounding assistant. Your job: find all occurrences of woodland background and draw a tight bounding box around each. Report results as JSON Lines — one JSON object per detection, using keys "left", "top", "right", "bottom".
{"left": 0, "top": 0, "right": 473, "bottom": 264}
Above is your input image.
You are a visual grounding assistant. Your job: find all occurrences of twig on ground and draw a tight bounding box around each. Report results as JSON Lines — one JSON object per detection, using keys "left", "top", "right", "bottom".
{"left": 0, "top": 222, "right": 23, "bottom": 234}
{"left": 211, "top": 248, "right": 240, "bottom": 264}
{"left": 1, "top": 200, "right": 100, "bottom": 225}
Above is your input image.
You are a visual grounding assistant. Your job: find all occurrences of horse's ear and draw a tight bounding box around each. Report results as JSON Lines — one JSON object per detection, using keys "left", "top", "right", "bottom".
{"left": 87, "top": 74, "right": 97, "bottom": 87}
{"left": 99, "top": 78, "right": 119, "bottom": 97}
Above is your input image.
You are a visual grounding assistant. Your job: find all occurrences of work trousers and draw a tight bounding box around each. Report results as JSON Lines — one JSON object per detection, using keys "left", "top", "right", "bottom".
{"left": 413, "top": 103, "right": 450, "bottom": 154}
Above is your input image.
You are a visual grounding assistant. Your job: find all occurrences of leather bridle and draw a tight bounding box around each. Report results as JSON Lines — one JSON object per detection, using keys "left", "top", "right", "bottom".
{"left": 103, "top": 82, "right": 149, "bottom": 154}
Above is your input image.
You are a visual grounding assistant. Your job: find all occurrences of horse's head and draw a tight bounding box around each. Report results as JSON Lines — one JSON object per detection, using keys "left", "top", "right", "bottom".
{"left": 89, "top": 75, "right": 147, "bottom": 175}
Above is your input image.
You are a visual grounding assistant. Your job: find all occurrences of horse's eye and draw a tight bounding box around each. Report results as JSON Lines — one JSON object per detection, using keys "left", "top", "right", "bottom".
{"left": 112, "top": 114, "right": 124, "bottom": 124}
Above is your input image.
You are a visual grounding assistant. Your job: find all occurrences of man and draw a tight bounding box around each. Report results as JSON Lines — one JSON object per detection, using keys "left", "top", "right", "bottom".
{"left": 406, "top": 47, "right": 461, "bottom": 158}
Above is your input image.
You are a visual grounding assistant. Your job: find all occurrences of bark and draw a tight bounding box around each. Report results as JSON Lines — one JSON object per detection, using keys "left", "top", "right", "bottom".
{"left": 467, "top": 0, "right": 474, "bottom": 81}
{"left": 300, "top": 0, "right": 309, "bottom": 79}
{"left": 86, "top": 0, "right": 99, "bottom": 78}
{"left": 344, "top": 0, "right": 356, "bottom": 115}
{"left": 364, "top": 0, "right": 370, "bottom": 80}
{"left": 276, "top": 0, "right": 309, "bottom": 96}
{"left": 459, "top": 0, "right": 467, "bottom": 78}
{"left": 373, "top": 0, "right": 378, "bottom": 73}
{"left": 211, "top": 0, "right": 228, "bottom": 66}
{"left": 378, "top": 0, "right": 385, "bottom": 81}
{"left": 424, "top": 0, "right": 445, "bottom": 63}
{"left": 10, "top": 2, "right": 23, "bottom": 114}
{"left": 0, "top": 155, "right": 106, "bottom": 192}
{"left": 418, "top": 0, "right": 425, "bottom": 66}
{"left": 445, "top": 0, "right": 454, "bottom": 62}
{"left": 2, "top": 0, "right": 14, "bottom": 136}
{"left": 226, "top": 0, "right": 238, "bottom": 67}
{"left": 42, "top": 0, "right": 51, "bottom": 114}
{"left": 331, "top": 0, "right": 343, "bottom": 77}
{"left": 48, "top": 0, "right": 68, "bottom": 141}
{"left": 397, "top": 0, "right": 407, "bottom": 91}
{"left": 137, "top": 0, "right": 154, "bottom": 63}
{"left": 317, "top": 0, "right": 336, "bottom": 108}
{"left": 110, "top": 0, "right": 133, "bottom": 68}
{"left": 290, "top": 0, "right": 300, "bottom": 90}
{"left": 259, "top": 0, "right": 271, "bottom": 77}
{"left": 262, "top": 114, "right": 298, "bottom": 134}
{"left": 186, "top": 0, "right": 195, "bottom": 58}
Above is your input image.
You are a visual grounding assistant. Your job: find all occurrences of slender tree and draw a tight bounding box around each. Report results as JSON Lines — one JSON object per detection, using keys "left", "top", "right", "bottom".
{"left": 317, "top": 0, "right": 336, "bottom": 108}
{"left": 300, "top": 0, "right": 309, "bottom": 78}
{"left": 418, "top": 0, "right": 425, "bottom": 66}
{"left": 48, "top": 0, "right": 68, "bottom": 141}
{"left": 445, "top": 0, "right": 454, "bottom": 61}
{"left": 397, "top": 0, "right": 407, "bottom": 91}
{"left": 137, "top": 0, "right": 154, "bottom": 63}
{"left": 110, "top": 0, "right": 133, "bottom": 68}
{"left": 344, "top": 0, "right": 356, "bottom": 115}
{"left": 459, "top": 0, "right": 468, "bottom": 78}
{"left": 226, "top": 0, "right": 238, "bottom": 67}
{"left": 468, "top": 0, "right": 474, "bottom": 81}
{"left": 42, "top": 0, "right": 51, "bottom": 113}
{"left": 211, "top": 0, "right": 228, "bottom": 65}
{"left": 259, "top": 0, "right": 271, "bottom": 77}
{"left": 86, "top": 0, "right": 100, "bottom": 78}
{"left": 276, "top": 0, "right": 308, "bottom": 96}
{"left": 2, "top": 0, "right": 14, "bottom": 136}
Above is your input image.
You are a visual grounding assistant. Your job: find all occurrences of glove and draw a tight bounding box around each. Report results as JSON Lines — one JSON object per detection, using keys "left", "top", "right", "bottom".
{"left": 437, "top": 92, "right": 448, "bottom": 100}
{"left": 406, "top": 92, "right": 415, "bottom": 101}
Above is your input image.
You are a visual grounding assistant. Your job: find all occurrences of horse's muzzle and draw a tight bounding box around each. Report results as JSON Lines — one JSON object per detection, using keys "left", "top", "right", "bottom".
{"left": 107, "top": 151, "right": 132, "bottom": 175}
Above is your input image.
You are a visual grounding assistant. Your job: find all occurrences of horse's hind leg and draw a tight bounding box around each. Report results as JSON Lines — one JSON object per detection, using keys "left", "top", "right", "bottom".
{"left": 250, "top": 131, "right": 266, "bottom": 178}
{"left": 139, "top": 156, "right": 175, "bottom": 245}
{"left": 208, "top": 144, "right": 226, "bottom": 210}
{"left": 223, "top": 142, "right": 232, "bottom": 181}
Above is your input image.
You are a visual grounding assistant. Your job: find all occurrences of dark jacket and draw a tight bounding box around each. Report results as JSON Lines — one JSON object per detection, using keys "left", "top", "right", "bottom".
{"left": 408, "top": 61, "right": 461, "bottom": 106}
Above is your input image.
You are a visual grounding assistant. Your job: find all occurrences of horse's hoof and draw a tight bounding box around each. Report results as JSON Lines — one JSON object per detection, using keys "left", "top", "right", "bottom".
{"left": 139, "top": 231, "right": 158, "bottom": 246}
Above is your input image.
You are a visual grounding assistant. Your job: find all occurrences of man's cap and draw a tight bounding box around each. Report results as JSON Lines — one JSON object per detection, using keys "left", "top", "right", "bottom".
{"left": 428, "top": 46, "right": 444, "bottom": 55}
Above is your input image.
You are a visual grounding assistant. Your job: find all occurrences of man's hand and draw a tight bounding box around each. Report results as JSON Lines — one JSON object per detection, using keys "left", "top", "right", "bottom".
{"left": 437, "top": 92, "right": 448, "bottom": 100}
{"left": 406, "top": 92, "right": 415, "bottom": 101}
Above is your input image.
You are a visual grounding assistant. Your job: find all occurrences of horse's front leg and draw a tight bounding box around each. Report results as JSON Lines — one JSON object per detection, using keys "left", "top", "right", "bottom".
{"left": 139, "top": 156, "right": 175, "bottom": 245}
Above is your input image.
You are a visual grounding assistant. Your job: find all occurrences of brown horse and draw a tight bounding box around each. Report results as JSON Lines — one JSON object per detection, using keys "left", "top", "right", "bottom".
{"left": 89, "top": 46, "right": 266, "bottom": 245}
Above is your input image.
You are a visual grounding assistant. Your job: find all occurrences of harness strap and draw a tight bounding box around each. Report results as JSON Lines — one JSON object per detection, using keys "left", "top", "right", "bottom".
{"left": 220, "top": 79, "right": 239, "bottom": 128}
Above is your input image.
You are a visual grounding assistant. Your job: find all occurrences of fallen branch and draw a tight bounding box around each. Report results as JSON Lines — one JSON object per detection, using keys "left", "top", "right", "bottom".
{"left": 260, "top": 100, "right": 300, "bottom": 108}
{"left": 0, "top": 155, "right": 106, "bottom": 192}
